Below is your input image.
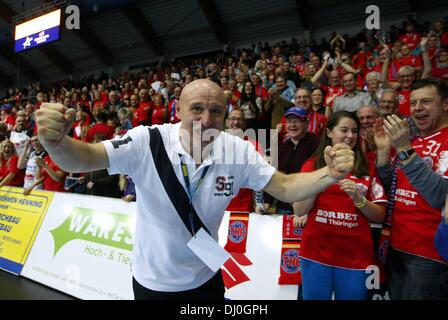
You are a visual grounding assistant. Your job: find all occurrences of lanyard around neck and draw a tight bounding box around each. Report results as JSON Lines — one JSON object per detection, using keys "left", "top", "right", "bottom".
{"left": 179, "top": 155, "right": 210, "bottom": 201}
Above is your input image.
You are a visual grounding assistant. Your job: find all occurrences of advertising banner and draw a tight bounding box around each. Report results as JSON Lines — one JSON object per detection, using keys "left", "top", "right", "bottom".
{"left": 21, "top": 193, "right": 136, "bottom": 300}
{"left": 0, "top": 187, "right": 53, "bottom": 275}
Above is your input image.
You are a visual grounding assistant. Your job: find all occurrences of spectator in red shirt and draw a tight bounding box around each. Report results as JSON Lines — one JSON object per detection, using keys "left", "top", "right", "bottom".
{"left": 399, "top": 22, "right": 421, "bottom": 51}
{"left": 35, "top": 154, "right": 67, "bottom": 192}
{"left": 151, "top": 95, "right": 168, "bottom": 125}
{"left": 85, "top": 111, "right": 114, "bottom": 143}
{"left": 138, "top": 89, "right": 152, "bottom": 124}
{"left": 432, "top": 48, "right": 448, "bottom": 79}
{"left": 434, "top": 20, "right": 448, "bottom": 47}
{"left": 394, "top": 44, "right": 423, "bottom": 72}
{"left": 0, "top": 139, "right": 24, "bottom": 187}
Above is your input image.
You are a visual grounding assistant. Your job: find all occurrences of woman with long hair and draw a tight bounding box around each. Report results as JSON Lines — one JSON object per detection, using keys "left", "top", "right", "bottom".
{"left": 239, "top": 80, "right": 262, "bottom": 130}
{"left": 293, "top": 111, "right": 387, "bottom": 300}
{"left": 0, "top": 139, "right": 25, "bottom": 187}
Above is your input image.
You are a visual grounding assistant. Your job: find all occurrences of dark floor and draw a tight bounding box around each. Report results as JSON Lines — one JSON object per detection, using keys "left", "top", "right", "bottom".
{"left": 0, "top": 270, "right": 76, "bottom": 300}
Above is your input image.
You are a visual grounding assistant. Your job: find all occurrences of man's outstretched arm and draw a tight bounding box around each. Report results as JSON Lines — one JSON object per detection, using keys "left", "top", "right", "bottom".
{"left": 263, "top": 143, "right": 354, "bottom": 203}
{"left": 36, "top": 103, "right": 109, "bottom": 173}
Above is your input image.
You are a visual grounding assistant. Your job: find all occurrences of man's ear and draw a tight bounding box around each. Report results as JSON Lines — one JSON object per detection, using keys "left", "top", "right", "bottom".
{"left": 442, "top": 97, "right": 448, "bottom": 112}
{"left": 176, "top": 102, "right": 182, "bottom": 120}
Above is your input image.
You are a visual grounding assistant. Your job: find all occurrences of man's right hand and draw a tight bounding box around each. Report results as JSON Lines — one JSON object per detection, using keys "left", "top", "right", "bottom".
{"left": 324, "top": 143, "right": 354, "bottom": 180}
{"left": 36, "top": 103, "right": 76, "bottom": 149}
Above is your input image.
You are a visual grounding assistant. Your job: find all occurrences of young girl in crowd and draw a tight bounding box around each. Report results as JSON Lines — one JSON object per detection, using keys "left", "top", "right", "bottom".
{"left": 294, "top": 111, "right": 387, "bottom": 300}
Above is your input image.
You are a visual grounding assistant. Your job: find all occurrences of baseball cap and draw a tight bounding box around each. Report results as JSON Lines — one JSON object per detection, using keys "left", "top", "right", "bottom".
{"left": 284, "top": 106, "right": 307, "bottom": 119}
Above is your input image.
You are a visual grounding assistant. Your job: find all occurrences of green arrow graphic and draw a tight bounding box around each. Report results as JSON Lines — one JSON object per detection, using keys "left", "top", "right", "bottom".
{"left": 50, "top": 207, "right": 134, "bottom": 257}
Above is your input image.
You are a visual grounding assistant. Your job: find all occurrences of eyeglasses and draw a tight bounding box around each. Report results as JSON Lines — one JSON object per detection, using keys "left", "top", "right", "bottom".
{"left": 228, "top": 117, "right": 244, "bottom": 122}
{"left": 286, "top": 118, "right": 307, "bottom": 124}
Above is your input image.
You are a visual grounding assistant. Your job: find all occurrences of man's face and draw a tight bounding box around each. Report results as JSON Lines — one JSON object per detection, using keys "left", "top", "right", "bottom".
{"left": 295, "top": 89, "right": 311, "bottom": 109}
{"left": 109, "top": 93, "right": 117, "bottom": 102}
{"left": 276, "top": 78, "right": 286, "bottom": 91}
{"left": 379, "top": 92, "right": 398, "bottom": 116}
{"left": 398, "top": 70, "right": 415, "bottom": 89}
{"left": 251, "top": 74, "right": 260, "bottom": 86}
{"left": 410, "top": 86, "right": 448, "bottom": 136}
{"left": 30, "top": 136, "right": 42, "bottom": 152}
{"left": 367, "top": 77, "right": 379, "bottom": 91}
{"left": 356, "top": 107, "right": 377, "bottom": 130}
{"left": 139, "top": 90, "right": 147, "bottom": 101}
{"left": 400, "top": 45, "right": 410, "bottom": 56}
{"left": 342, "top": 74, "right": 356, "bottom": 91}
{"left": 15, "top": 116, "right": 25, "bottom": 131}
{"left": 285, "top": 115, "right": 308, "bottom": 140}
{"left": 130, "top": 95, "right": 139, "bottom": 108}
{"left": 329, "top": 71, "right": 340, "bottom": 87}
{"left": 439, "top": 50, "right": 448, "bottom": 63}
{"left": 178, "top": 80, "right": 226, "bottom": 149}
{"left": 311, "top": 56, "right": 320, "bottom": 67}
{"left": 428, "top": 36, "right": 437, "bottom": 48}
{"left": 226, "top": 110, "right": 245, "bottom": 132}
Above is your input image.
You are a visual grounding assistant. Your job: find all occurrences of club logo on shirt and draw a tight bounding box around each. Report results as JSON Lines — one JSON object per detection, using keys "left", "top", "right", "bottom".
{"left": 214, "top": 176, "right": 234, "bottom": 197}
{"left": 111, "top": 136, "right": 132, "bottom": 149}
{"left": 281, "top": 249, "right": 300, "bottom": 274}
{"left": 228, "top": 221, "right": 247, "bottom": 243}
{"left": 371, "top": 177, "right": 384, "bottom": 199}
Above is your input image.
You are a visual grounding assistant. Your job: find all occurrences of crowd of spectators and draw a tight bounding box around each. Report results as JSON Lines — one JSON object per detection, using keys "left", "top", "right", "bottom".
{"left": 0, "top": 13, "right": 447, "bottom": 300}
{"left": 0, "top": 16, "right": 446, "bottom": 203}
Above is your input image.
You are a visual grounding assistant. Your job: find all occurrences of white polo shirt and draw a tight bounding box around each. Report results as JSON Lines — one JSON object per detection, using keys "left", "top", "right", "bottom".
{"left": 103, "top": 122, "right": 275, "bottom": 292}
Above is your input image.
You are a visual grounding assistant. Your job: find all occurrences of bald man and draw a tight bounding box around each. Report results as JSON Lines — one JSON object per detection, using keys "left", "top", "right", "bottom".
{"left": 36, "top": 79, "right": 355, "bottom": 300}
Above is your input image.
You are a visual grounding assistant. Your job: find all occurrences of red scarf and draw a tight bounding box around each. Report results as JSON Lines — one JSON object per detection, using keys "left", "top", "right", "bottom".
{"left": 278, "top": 215, "right": 303, "bottom": 285}
{"left": 224, "top": 212, "right": 250, "bottom": 253}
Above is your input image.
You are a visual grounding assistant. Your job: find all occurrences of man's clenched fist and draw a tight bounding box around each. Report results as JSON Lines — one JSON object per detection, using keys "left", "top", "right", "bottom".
{"left": 36, "top": 103, "right": 76, "bottom": 149}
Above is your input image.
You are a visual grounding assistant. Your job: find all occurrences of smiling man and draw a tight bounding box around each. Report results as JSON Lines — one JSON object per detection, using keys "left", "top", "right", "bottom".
{"left": 376, "top": 78, "right": 448, "bottom": 299}
{"left": 35, "top": 79, "right": 354, "bottom": 300}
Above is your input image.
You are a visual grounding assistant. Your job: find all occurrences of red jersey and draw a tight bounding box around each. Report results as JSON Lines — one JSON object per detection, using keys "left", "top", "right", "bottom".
{"left": 432, "top": 60, "right": 448, "bottom": 79}
{"left": 308, "top": 109, "right": 327, "bottom": 136}
{"left": 132, "top": 106, "right": 149, "bottom": 127}
{"left": 399, "top": 32, "right": 421, "bottom": 51}
{"left": 372, "top": 62, "right": 398, "bottom": 82}
{"left": 441, "top": 32, "right": 448, "bottom": 47}
{"left": 151, "top": 104, "right": 166, "bottom": 125}
{"left": 0, "top": 156, "right": 24, "bottom": 186}
{"left": 300, "top": 158, "right": 387, "bottom": 269}
{"left": 41, "top": 155, "right": 66, "bottom": 192}
{"left": 397, "top": 89, "right": 411, "bottom": 117}
{"left": 322, "top": 84, "right": 344, "bottom": 107}
{"left": 395, "top": 55, "right": 422, "bottom": 69}
{"left": 391, "top": 127, "right": 448, "bottom": 264}
{"left": 85, "top": 123, "right": 114, "bottom": 143}
{"left": 254, "top": 85, "right": 269, "bottom": 101}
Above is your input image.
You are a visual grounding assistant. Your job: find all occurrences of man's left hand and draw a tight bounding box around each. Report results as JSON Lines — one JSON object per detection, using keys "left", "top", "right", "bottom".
{"left": 383, "top": 114, "right": 412, "bottom": 151}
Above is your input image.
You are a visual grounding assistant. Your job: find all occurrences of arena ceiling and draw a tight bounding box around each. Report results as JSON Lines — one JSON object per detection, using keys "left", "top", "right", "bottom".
{"left": 0, "top": 0, "right": 447, "bottom": 88}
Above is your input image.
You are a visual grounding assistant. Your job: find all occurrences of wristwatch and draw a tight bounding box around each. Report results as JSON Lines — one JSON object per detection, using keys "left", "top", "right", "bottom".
{"left": 397, "top": 148, "right": 416, "bottom": 161}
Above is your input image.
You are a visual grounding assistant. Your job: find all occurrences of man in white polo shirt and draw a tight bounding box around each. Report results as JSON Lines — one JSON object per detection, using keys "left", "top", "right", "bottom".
{"left": 36, "top": 79, "right": 354, "bottom": 300}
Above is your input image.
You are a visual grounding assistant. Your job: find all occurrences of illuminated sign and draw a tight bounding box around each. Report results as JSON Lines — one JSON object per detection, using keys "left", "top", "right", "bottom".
{"left": 14, "top": 9, "right": 61, "bottom": 53}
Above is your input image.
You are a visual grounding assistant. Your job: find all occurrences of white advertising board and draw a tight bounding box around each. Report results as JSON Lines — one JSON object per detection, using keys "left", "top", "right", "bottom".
{"left": 21, "top": 191, "right": 297, "bottom": 300}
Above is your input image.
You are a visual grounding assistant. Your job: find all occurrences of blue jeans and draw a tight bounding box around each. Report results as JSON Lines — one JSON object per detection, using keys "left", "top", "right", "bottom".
{"left": 387, "top": 246, "right": 448, "bottom": 300}
{"left": 301, "top": 258, "right": 368, "bottom": 300}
